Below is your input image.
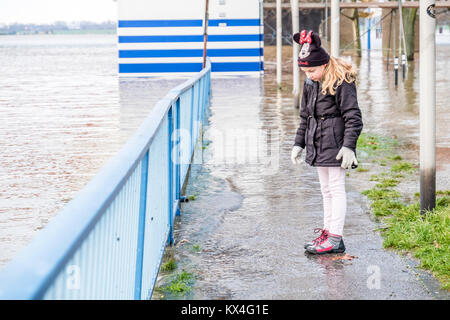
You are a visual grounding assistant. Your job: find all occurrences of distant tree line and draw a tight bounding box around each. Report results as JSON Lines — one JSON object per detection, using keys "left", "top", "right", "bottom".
{"left": 0, "top": 21, "right": 117, "bottom": 35}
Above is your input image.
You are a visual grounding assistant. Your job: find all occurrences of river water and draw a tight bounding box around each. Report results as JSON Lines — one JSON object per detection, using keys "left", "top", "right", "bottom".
{"left": 0, "top": 34, "right": 184, "bottom": 269}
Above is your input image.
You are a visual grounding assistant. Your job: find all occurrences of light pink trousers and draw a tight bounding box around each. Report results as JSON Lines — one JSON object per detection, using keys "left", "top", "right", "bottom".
{"left": 316, "top": 167, "right": 347, "bottom": 236}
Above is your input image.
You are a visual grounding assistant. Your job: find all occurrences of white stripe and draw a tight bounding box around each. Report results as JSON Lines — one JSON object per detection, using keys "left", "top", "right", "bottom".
{"left": 119, "top": 72, "right": 197, "bottom": 78}
{"left": 117, "top": 26, "right": 261, "bottom": 36}
{"left": 119, "top": 57, "right": 203, "bottom": 64}
{"left": 119, "top": 56, "right": 262, "bottom": 64}
{"left": 211, "top": 72, "right": 261, "bottom": 78}
{"left": 118, "top": 27, "right": 203, "bottom": 36}
{"left": 208, "top": 26, "right": 261, "bottom": 35}
{"left": 119, "top": 41, "right": 262, "bottom": 50}
{"left": 210, "top": 56, "right": 261, "bottom": 63}
{"left": 118, "top": 71, "right": 261, "bottom": 78}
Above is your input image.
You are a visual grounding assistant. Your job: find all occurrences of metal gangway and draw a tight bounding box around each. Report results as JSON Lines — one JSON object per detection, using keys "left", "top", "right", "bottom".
{"left": 0, "top": 60, "right": 211, "bottom": 300}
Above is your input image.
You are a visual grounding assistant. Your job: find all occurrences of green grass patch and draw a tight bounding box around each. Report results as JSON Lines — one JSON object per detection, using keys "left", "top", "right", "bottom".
{"left": 356, "top": 166, "right": 370, "bottom": 172}
{"left": 391, "top": 161, "right": 416, "bottom": 173}
{"left": 371, "top": 199, "right": 405, "bottom": 217}
{"left": 357, "top": 133, "right": 380, "bottom": 151}
{"left": 160, "top": 257, "right": 177, "bottom": 272}
{"left": 357, "top": 130, "right": 449, "bottom": 290}
{"left": 381, "top": 196, "right": 450, "bottom": 290}
{"left": 375, "top": 178, "right": 400, "bottom": 189}
{"left": 164, "top": 271, "right": 194, "bottom": 295}
{"left": 362, "top": 188, "right": 401, "bottom": 201}
{"left": 357, "top": 132, "right": 397, "bottom": 156}
{"left": 437, "top": 190, "right": 450, "bottom": 197}
{"left": 387, "top": 155, "right": 403, "bottom": 161}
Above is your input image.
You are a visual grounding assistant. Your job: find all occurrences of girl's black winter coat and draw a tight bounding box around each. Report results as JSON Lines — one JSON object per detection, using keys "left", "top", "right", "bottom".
{"left": 294, "top": 77, "right": 363, "bottom": 167}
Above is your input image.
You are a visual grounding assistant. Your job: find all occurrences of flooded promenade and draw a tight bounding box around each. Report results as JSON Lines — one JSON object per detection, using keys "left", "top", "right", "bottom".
{"left": 0, "top": 33, "right": 448, "bottom": 298}
{"left": 153, "top": 45, "right": 449, "bottom": 299}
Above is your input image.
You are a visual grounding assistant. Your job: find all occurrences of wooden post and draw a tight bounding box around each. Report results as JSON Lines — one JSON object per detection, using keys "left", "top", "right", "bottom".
{"left": 203, "top": 0, "right": 210, "bottom": 69}
{"left": 291, "top": 0, "right": 300, "bottom": 108}
{"left": 276, "top": 0, "right": 282, "bottom": 88}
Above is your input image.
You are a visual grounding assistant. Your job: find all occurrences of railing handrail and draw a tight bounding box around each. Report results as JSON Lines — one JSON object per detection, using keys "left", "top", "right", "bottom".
{"left": 0, "top": 59, "right": 212, "bottom": 299}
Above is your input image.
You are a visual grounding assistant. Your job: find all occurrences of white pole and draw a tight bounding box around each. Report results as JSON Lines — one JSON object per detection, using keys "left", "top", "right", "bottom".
{"left": 419, "top": 0, "right": 436, "bottom": 214}
{"left": 398, "top": 0, "right": 409, "bottom": 73}
{"left": 291, "top": 0, "right": 300, "bottom": 108}
{"left": 330, "top": 0, "right": 340, "bottom": 57}
{"left": 393, "top": 10, "right": 398, "bottom": 85}
{"left": 325, "top": 0, "right": 328, "bottom": 51}
{"left": 398, "top": 3, "right": 402, "bottom": 61}
{"left": 276, "top": 0, "right": 282, "bottom": 88}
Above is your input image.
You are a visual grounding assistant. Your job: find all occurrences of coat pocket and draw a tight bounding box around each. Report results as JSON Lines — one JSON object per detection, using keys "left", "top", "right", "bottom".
{"left": 333, "top": 117, "right": 345, "bottom": 148}
{"left": 332, "top": 121, "right": 339, "bottom": 148}
{"left": 305, "top": 116, "right": 311, "bottom": 146}
{"left": 320, "top": 120, "right": 337, "bottom": 152}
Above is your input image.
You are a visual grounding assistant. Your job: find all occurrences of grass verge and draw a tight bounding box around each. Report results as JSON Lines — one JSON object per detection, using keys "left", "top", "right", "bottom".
{"left": 356, "top": 132, "right": 450, "bottom": 290}
{"left": 153, "top": 245, "right": 196, "bottom": 299}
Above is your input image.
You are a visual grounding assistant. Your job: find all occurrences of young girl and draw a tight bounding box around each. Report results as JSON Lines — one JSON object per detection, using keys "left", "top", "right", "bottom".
{"left": 290, "top": 30, "right": 363, "bottom": 255}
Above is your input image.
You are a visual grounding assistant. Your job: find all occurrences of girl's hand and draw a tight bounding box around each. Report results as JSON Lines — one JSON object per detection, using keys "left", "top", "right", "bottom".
{"left": 291, "top": 146, "right": 304, "bottom": 165}
{"left": 336, "top": 146, "right": 358, "bottom": 169}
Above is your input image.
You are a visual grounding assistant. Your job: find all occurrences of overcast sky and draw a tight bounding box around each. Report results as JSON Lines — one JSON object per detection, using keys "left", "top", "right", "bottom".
{"left": 0, "top": 0, "right": 118, "bottom": 24}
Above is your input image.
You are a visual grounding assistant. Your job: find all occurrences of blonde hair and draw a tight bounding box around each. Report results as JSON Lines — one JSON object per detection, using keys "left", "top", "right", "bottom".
{"left": 320, "top": 56, "right": 358, "bottom": 96}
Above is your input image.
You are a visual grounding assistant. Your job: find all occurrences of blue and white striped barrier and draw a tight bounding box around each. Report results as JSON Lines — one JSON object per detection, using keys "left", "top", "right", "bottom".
{"left": 118, "top": 0, "right": 264, "bottom": 76}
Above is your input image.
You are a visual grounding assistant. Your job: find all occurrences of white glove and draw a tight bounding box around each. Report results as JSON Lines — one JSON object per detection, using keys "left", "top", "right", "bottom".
{"left": 336, "top": 146, "right": 358, "bottom": 169}
{"left": 291, "top": 146, "right": 304, "bottom": 165}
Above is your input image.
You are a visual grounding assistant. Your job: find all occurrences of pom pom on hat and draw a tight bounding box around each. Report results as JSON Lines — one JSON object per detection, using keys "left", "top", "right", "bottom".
{"left": 292, "top": 30, "right": 330, "bottom": 67}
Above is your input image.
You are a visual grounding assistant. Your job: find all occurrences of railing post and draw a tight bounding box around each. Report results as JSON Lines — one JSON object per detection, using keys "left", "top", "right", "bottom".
{"left": 190, "top": 85, "right": 195, "bottom": 154}
{"left": 134, "top": 150, "right": 149, "bottom": 300}
{"left": 168, "top": 106, "right": 175, "bottom": 245}
{"left": 175, "top": 99, "right": 181, "bottom": 217}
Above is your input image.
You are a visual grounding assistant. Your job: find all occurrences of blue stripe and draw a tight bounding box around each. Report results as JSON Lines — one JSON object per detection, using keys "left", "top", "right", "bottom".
{"left": 119, "top": 20, "right": 203, "bottom": 28}
{"left": 208, "top": 19, "right": 261, "bottom": 26}
{"left": 119, "top": 48, "right": 263, "bottom": 58}
{"left": 118, "top": 19, "right": 260, "bottom": 28}
{"left": 119, "top": 35, "right": 203, "bottom": 43}
{"left": 119, "top": 62, "right": 262, "bottom": 73}
{"left": 120, "top": 63, "right": 203, "bottom": 73}
{"left": 119, "top": 34, "right": 263, "bottom": 43}
{"left": 211, "top": 62, "right": 261, "bottom": 72}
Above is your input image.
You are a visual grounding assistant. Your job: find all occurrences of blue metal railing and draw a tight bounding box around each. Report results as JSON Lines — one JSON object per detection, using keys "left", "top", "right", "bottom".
{"left": 0, "top": 59, "right": 211, "bottom": 300}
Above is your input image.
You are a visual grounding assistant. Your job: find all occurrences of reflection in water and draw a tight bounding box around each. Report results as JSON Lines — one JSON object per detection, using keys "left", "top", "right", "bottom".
{"left": 304, "top": 253, "right": 347, "bottom": 300}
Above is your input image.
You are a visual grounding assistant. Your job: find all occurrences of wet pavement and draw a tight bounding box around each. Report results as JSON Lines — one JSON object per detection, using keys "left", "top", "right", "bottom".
{"left": 154, "top": 47, "right": 449, "bottom": 299}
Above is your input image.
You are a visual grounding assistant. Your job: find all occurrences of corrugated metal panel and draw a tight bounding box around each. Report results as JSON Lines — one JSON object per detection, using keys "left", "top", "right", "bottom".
{"left": 0, "top": 60, "right": 211, "bottom": 300}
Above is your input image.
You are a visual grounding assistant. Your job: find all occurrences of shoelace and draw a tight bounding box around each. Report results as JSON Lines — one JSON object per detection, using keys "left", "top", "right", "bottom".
{"left": 312, "top": 228, "right": 328, "bottom": 244}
